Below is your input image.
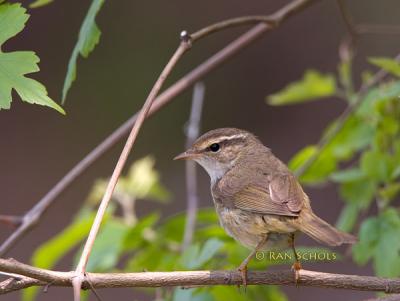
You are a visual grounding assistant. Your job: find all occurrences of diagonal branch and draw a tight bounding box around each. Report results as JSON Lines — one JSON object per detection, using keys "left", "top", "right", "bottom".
{"left": 0, "top": 0, "right": 319, "bottom": 257}
{"left": 1, "top": 258, "right": 400, "bottom": 295}
{"left": 72, "top": 40, "right": 192, "bottom": 301}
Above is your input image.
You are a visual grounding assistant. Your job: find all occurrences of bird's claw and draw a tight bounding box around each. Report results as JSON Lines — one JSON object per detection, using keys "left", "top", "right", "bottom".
{"left": 237, "top": 264, "right": 248, "bottom": 291}
{"left": 291, "top": 261, "right": 302, "bottom": 286}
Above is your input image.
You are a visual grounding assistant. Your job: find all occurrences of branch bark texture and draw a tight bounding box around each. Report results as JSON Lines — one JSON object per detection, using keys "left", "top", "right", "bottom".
{"left": 1, "top": 259, "right": 400, "bottom": 295}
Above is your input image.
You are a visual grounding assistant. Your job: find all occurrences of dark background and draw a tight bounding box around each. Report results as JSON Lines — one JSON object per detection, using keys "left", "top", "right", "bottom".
{"left": 1, "top": 0, "right": 399, "bottom": 300}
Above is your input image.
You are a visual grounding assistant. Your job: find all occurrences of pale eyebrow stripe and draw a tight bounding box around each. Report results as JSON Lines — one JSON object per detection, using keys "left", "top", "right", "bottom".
{"left": 215, "top": 133, "right": 247, "bottom": 141}
{"left": 199, "top": 133, "right": 248, "bottom": 149}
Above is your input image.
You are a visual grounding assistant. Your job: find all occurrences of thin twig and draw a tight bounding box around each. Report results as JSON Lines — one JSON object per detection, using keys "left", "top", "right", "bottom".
{"left": 337, "top": 0, "right": 357, "bottom": 43}
{"left": 0, "top": 215, "right": 23, "bottom": 228}
{"left": 181, "top": 83, "right": 205, "bottom": 251}
{"left": 295, "top": 52, "right": 400, "bottom": 177}
{"left": 85, "top": 273, "right": 103, "bottom": 301}
{"left": 0, "top": 0, "right": 318, "bottom": 257}
{"left": 355, "top": 24, "right": 400, "bottom": 35}
{"left": 337, "top": 0, "right": 400, "bottom": 42}
{"left": 337, "top": 0, "right": 400, "bottom": 37}
{"left": 1, "top": 258, "right": 400, "bottom": 294}
{"left": 0, "top": 271, "right": 22, "bottom": 280}
{"left": 72, "top": 41, "right": 192, "bottom": 301}
{"left": 0, "top": 273, "right": 43, "bottom": 295}
{"left": 190, "top": 16, "right": 278, "bottom": 41}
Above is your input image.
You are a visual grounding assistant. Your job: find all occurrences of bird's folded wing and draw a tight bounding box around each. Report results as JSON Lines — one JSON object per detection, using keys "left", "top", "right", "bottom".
{"left": 233, "top": 174, "right": 304, "bottom": 217}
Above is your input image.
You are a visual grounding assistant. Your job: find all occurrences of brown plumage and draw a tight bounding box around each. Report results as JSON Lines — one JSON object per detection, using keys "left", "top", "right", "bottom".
{"left": 175, "top": 127, "right": 357, "bottom": 286}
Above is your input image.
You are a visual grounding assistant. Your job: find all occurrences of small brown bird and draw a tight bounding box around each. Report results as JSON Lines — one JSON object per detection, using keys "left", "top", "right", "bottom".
{"left": 175, "top": 128, "right": 356, "bottom": 286}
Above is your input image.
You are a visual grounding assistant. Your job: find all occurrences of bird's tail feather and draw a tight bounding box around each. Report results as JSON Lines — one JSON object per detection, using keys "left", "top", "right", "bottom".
{"left": 298, "top": 212, "right": 357, "bottom": 246}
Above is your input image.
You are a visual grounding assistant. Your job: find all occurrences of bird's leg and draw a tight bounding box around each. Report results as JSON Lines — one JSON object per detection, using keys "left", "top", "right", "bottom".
{"left": 289, "top": 233, "right": 302, "bottom": 285}
{"left": 237, "top": 234, "right": 268, "bottom": 289}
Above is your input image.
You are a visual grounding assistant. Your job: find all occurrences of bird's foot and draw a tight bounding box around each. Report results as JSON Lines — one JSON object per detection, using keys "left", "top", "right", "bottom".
{"left": 237, "top": 264, "right": 248, "bottom": 291}
{"left": 291, "top": 261, "right": 302, "bottom": 286}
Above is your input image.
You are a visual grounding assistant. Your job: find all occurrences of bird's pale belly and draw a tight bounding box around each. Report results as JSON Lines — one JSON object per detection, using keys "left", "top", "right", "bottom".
{"left": 215, "top": 204, "right": 298, "bottom": 250}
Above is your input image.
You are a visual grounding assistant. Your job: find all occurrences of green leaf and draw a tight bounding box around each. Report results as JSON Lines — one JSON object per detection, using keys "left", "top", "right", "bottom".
{"left": 352, "top": 216, "right": 380, "bottom": 265}
{"left": 195, "top": 238, "right": 223, "bottom": 268}
{"left": 339, "top": 178, "right": 376, "bottom": 208}
{"left": 335, "top": 203, "right": 360, "bottom": 232}
{"left": 62, "top": 0, "right": 104, "bottom": 103}
{"left": 0, "top": 3, "right": 65, "bottom": 113}
{"left": 360, "top": 150, "right": 392, "bottom": 182}
{"left": 172, "top": 288, "right": 195, "bottom": 301}
{"left": 391, "top": 165, "right": 400, "bottom": 179}
{"left": 331, "top": 168, "right": 365, "bottom": 183}
{"left": 326, "top": 117, "right": 374, "bottom": 160}
{"left": 289, "top": 145, "right": 336, "bottom": 184}
{"left": 87, "top": 156, "right": 170, "bottom": 206}
{"left": 29, "top": 0, "right": 54, "bottom": 8}
{"left": 267, "top": 70, "right": 336, "bottom": 105}
{"left": 288, "top": 146, "right": 317, "bottom": 172}
{"left": 32, "top": 211, "right": 94, "bottom": 268}
{"left": 181, "top": 238, "right": 223, "bottom": 269}
{"left": 211, "top": 286, "right": 252, "bottom": 301}
{"left": 84, "top": 219, "right": 129, "bottom": 272}
{"left": 379, "top": 183, "right": 400, "bottom": 202}
{"left": 0, "top": 4, "right": 27, "bottom": 45}
{"left": 180, "top": 243, "right": 201, "bottom": 269}
{"left": 122, "top": 156, "right": 170, "bottom": 201}
{"left": 123, "top": 213, "right": 159, "bottom": 250}
{"left": 379, "top": 116, "right": 399, "bottom": 137}
{"left": 368, "top": 57, "right": 400, "bottom": 77}
{"left": 358, "top": 81, "right": 400, "bottom": 118}
{"left": 23, "top": 209, "right": 95, "bottom": 301}
{"left": 374, "top": 209, "right": 400, "bottom": 277}
{"left": 353, "top": 208, "right": 400, "bottom": 277}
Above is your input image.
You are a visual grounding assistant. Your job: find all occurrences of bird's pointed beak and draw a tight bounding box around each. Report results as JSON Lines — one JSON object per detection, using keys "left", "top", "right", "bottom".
{"left": 173, "top": 148, "right": 199, "bottom": 160}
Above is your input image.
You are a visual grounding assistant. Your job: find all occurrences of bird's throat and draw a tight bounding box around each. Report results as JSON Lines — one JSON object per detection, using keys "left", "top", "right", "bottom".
{"left": 194, "top": 158, "right": 232, "bottom": 185}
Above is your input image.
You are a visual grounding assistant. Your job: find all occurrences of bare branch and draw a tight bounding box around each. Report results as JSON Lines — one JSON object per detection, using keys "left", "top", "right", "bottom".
{"left": 337, "top": 0, "right": 400, "bottom": 42}
{"left": 1, "top": 276, "right": 43, "bottom": 295}
{"left": 190, "top": 16, "right": 278, "bottom": 41}
{"left": 182, "top": 82, "right": 205, "bottom": 251}
{"left": 294, "top": 52, "right": 400, "bottom": 177}
{"left": 0, "top": 0, "right": 318, "bottom": 256}
{"left": 0, "top": 215, "right": 22, "bottom": 228}
{"left": 72, "top": 41, "right": 192, "bottom": 301}
{"left": 337, "top": 0, "right": 357, "bottom": 42}
{"left": 1, "top": 258, "right": 400, "bottom": 295}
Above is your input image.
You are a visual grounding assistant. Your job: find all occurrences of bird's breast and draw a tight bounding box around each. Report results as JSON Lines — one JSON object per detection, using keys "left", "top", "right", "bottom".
{"left": 214, "top": 202, "right": 296, "bottom": 250}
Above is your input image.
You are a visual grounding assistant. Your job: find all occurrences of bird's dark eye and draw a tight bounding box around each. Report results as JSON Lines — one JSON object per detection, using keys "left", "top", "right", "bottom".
{"left": 209, "top": 143, "right": 220, "bottom": 152}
